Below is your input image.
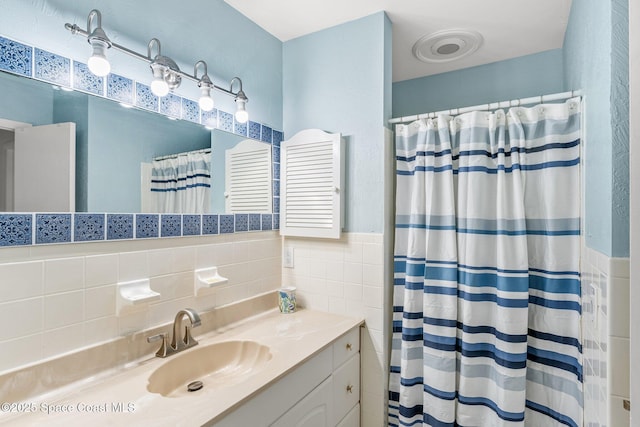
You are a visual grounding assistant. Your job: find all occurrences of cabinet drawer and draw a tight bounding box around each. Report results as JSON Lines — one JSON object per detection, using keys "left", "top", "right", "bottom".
{"left": 332, "top": 353, "right": 360, "bottom": 424}
{"left": 333, "top": 327, "right": 359, "bottom": 369}
{"left": 336, "top": 403, "right": 360, "bottom": 427}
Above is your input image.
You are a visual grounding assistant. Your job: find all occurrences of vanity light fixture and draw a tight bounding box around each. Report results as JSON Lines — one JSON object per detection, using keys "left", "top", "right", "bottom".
{"left": 194, "top": 60, "right": 214, "bottom": 112}
{"left": 86, "top": 10, "right": 112, "bottom": 77}
{"left": 65, "top": 9, "right": 249, "bottom": 119}
{"left": 147, "top": 38, "right": 181, "bottom": 97}
{"left": 232, "top": 77, "right": 249, "bottom": 124}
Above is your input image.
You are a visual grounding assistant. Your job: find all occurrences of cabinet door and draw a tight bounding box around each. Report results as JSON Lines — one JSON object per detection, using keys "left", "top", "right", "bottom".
{"left": 271, "top": 377, "right": 333, "bottom": 427}
{"left": 332, "top": 354, "right": 360, "bottom": 424}
{"left": 336, "top": 403, "right": 360, "bottom": 427}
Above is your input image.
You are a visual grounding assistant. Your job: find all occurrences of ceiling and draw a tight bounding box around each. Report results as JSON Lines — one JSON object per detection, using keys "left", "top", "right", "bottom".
{"left": 224, "top": 0, "right": 573, "bottom": 82}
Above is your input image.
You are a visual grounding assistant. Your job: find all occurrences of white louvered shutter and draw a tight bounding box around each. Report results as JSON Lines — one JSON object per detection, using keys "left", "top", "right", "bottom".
{"left": 280, "top": 129, "right": 343, "bottom": 238}
{"left": 225, "top": 139, "right": 272, "bottom": 213}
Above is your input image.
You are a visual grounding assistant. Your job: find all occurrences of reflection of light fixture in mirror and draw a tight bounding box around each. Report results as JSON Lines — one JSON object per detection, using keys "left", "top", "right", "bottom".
{"left": 86, "top": 10, "right": 111, "bottom": 77}
{"left": 231, "top": 77, "right": 249, "bottom": 124}
{"left": 52, "top": 85, "right": 73, "bottom": 92}
{"left": 194, "top": 60, "right": 214, "bottom": 112}
{"left": 147, "top": 38, "right": 181, "bottom": 97}
{"left": 65, "top": 10, "right": 249, "bottom": 116}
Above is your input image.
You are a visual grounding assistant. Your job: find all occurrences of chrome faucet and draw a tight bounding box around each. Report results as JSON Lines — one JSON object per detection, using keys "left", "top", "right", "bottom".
{"left": 147, "top": 308, "right": 202, "bottom": 358}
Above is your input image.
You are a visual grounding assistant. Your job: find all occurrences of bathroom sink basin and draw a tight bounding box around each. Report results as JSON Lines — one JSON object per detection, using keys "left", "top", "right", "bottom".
{"left": 147, "top": 340, "right": 272, "bottom": 397}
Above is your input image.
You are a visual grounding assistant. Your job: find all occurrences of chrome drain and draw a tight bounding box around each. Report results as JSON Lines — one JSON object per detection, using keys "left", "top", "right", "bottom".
{"left": 187, "top": 380, "right": 204, "bottom": 392}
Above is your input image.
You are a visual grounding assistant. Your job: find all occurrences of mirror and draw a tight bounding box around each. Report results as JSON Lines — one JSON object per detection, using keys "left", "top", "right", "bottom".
{"left": 0, "top": 69, "right": 270, "bottom": 214}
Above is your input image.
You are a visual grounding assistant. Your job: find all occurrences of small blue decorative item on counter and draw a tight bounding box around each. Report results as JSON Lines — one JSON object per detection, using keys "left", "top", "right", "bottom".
{"left": 278, "top": 287, "right": 296, "bottom": 314}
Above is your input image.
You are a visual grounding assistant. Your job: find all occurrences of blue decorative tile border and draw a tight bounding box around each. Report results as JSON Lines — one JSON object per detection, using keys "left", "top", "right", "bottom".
{"left": 0, "top": 212, "right": 279, "bottom": 247}
{"left": 0, "top": 33, "right": 283, "bottom": 248}
{"left": 0, "top": 33, "right": 282, "bottom": 144}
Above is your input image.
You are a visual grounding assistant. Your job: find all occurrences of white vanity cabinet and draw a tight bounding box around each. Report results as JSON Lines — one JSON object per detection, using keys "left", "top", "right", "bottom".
{"left": 212, "top": 326, "right": 361, "bottom": 427}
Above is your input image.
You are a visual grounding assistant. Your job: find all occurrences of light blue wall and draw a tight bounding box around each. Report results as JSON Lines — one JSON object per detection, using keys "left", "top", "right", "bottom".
{"left": 0, "top": 72, "right": 53, "bottom": 126}
{"left": 283, "top": 12, "right": 392, "bottom": 233}
{"left": 564, "top": 0, "right": 629, "bottom": 257}
{"left": 392, "top": 49, "right": 564, "bottom": 118}
{"left": 53, "top": 91, "right": 89, "bottom": 212}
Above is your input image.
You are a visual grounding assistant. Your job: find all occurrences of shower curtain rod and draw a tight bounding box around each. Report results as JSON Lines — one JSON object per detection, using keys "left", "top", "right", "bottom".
{"left": 388, "top": 90, "right": 582, "bottom": 124}
{"left": 153, "top": 148, "right": 211, "bottom": 161}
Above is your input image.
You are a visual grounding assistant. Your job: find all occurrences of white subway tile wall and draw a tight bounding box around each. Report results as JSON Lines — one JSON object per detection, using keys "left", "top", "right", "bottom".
{"left": 581, "top": 243, "right": 630, "bottom": 427}
{"left": 282, "top": 233, "right": 386, "bottom": 427}
{"left": 0, "top": 232, "right": 282, "bottom": 374}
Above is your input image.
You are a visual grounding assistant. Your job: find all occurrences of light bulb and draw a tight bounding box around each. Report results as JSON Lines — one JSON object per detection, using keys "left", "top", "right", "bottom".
{"left": 150, "top": 77, "right": 169, "bottom": 97}
{"left": 198, "top": 87, "right": 214, "bottom": 111}
{"left": 87, "top": 39, "right": 110, "bottom": 77}
{"left": 235, "top": 97, "right": 248, "bottom": 124}
{"left": 235, "top": 109, "right": 249, "bottom": 124}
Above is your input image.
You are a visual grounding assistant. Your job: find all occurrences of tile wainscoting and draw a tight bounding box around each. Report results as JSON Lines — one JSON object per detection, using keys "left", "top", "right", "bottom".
{"left": 0, "top": 231, "right": 282, "bottom": 374}
{"left": 282, "top": 232, "right": 387, "bottom": 426}
{"left": 582, "top": 243, "right": 630, "bottom": 427}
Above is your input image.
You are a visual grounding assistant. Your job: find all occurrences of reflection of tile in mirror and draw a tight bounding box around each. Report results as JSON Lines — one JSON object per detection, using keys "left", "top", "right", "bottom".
{"left": 249, "top": 214, "right": 261, "bottom": 231}
{"left": 273, "top": 130, "right": 284, "bottom": 147}
{"left": 273, "top": 214, "right": 280, "bottom": 230}
{"left": 248, "top": 121, "right": 261, "bottom": 140}
{"left": 261, "top": 214, "right": 273, "bottom": 231}
{"left": 235, "top": 214, "right": 248, "bottom": 232}
{"left": 261, "top": 125, "right": 272, "bottom": 143}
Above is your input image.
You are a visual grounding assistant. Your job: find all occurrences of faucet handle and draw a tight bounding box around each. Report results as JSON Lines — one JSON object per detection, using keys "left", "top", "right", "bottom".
{"left": 147, "top": 332, "right": 173, "bottom": 358}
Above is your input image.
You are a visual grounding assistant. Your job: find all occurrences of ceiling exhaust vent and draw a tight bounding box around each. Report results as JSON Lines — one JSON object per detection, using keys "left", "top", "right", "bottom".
{"left": 412, "top": 29, "right": 483, "bottom": 63}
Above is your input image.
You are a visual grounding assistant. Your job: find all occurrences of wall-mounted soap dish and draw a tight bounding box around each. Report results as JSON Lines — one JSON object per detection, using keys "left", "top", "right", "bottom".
{"left": 195, "top": 267, "right": 228, "bottom": 294}
{"left": 116, "top": 278, "right": 161, "bottom": 315}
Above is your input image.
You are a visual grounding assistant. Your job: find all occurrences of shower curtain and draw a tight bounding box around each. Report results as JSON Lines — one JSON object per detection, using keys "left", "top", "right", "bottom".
{"left": 150, "top": 151, "right": 211, "bottom": 213}
{"left": 388, "top": 98, "right": 582, "bottom": 427}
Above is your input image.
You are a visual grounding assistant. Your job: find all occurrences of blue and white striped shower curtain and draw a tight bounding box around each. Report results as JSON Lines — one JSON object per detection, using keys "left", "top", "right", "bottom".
{"left": 150, "top": 151, "right": 211, "bottom": 213}
{"left": 388, "top": 98, "right": 583, "bottom": 427}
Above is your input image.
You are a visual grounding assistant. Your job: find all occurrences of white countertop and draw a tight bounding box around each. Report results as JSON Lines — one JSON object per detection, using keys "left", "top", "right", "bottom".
{"left": 0, "top": 309, "right": 363, "bottom": 426}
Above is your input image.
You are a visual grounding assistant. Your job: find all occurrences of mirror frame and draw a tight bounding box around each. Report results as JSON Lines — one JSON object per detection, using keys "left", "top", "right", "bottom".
{"left": 0, "top": 34, "right": 282, "bottom": 248}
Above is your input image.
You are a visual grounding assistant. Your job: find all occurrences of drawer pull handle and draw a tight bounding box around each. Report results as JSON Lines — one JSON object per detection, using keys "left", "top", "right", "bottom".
{"left": 346, "top": 384, "right": 353, "bottom": 393}
{"left": 346, "top": 343, "right": 352, "bottom": 351}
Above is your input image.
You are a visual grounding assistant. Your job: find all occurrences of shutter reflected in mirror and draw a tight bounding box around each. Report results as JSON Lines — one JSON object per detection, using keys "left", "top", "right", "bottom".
{"left": 281, "top": 129, "right": 343, "bottom": 239}
{"left": 225, "top": 139, "right": 273, "bottom": 213}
